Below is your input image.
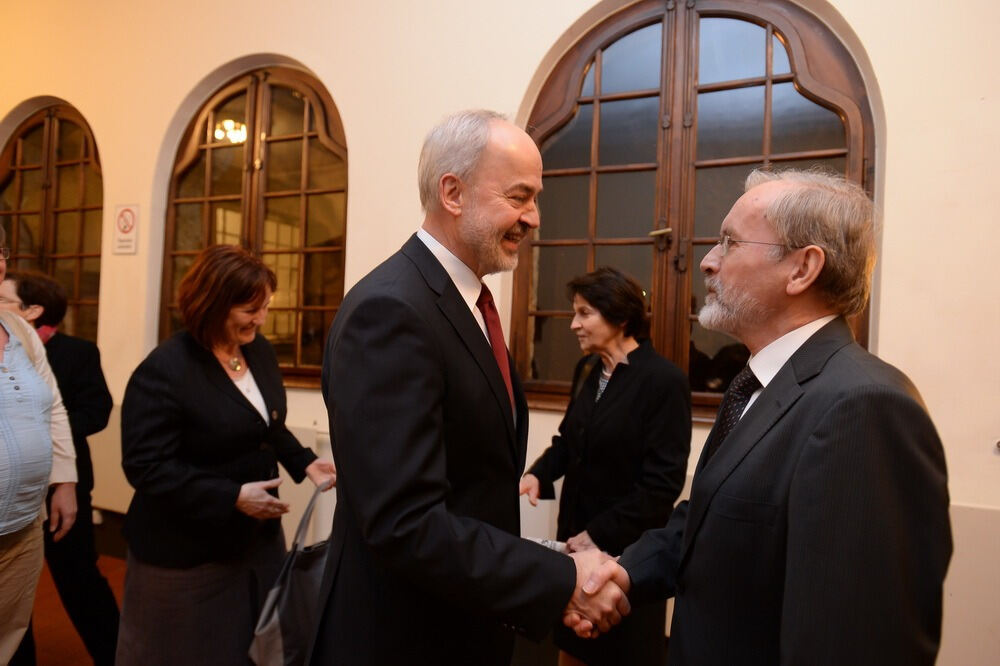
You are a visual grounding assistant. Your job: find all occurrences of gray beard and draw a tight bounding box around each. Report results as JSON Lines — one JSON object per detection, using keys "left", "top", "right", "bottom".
{"left": 698, "top": 279, "right": 770, "bottom": 336}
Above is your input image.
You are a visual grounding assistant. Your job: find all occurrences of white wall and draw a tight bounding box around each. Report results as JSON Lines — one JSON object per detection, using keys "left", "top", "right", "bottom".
{"left": 3, "top": 1, "right": 997, "bottom": 663}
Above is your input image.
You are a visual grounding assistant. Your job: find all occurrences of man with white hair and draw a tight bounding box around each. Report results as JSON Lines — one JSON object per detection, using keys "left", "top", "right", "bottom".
{"left": 575, "top": 169, "right": 952, "bottom": 665}
{"left": 309, "top": 110, "right": 626, "bottom": 665}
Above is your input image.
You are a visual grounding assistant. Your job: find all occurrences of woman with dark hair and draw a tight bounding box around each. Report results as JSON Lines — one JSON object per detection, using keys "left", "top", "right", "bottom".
{"left": 520, "top": 266, "right": 691, "bottom": 666}
{"left": 0, "top": 270, "right": 118, "bottom": 666}
{"left": 117, "top": 244, "right": 335, "bottom": 665}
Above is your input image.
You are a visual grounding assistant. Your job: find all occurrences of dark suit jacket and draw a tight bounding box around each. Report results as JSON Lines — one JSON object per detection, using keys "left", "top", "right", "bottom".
{"left": 45, "top": 332, "right": 113, "bottom": 494}
{"left": 121, "top": 331, "right": 316, "bottom": 568}
{"left": 620, "top": 317, "right": 952, "bottom": 665}
{"left": 310, "top": 235, "right": 576, "bottom": 666}
{"left": 528, "top": 339, "right": 691, "bottom": 555}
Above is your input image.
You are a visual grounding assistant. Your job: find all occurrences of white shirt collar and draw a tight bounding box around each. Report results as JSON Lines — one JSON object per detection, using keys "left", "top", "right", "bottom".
{"left": 748, "top": 314, "right": 838, "bottom": 389}
{"left": 416, "top": 228, "right": 488, "bottom": 337}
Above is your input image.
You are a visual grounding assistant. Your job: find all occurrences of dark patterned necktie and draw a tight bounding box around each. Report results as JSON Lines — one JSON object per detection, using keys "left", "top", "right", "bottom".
{"left": 705, "top": 365, "right": 761, "bottom": 461}
{"left": 476, "top": 284, "right": 514, "bottom": 407}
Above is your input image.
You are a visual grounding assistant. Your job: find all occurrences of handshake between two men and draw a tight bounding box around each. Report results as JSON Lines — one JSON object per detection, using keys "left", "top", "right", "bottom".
{"left": 564, "top": 549, "right": 633, "bottom": 639}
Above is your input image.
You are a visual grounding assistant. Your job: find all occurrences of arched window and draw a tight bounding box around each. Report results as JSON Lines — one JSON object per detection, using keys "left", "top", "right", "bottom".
{"left": 161, "top": 67, "right": 347, "bottom": 385}
{"left": 0, "top": 105, "right": 103, "bottom": 341}
{"left": 514, "top": 0, "right": 874, "bottom": 415}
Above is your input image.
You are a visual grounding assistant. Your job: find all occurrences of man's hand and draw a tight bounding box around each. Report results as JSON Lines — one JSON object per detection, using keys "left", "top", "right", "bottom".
{"left": 48, "top": 482, "right": 77, "bottom": 542}
{"left": 306, "top": 458, "right": 337, "bottom": 491}
{"left": 236, "top": 478, "right": 289, "bottom": 519}
{"left": 518, "top": 473, "right": 540, "bottom": 506}
{"left": 564, "top": 549, "right": 631, "bottom": 638}
{"left": 566, "top": 529, "right": 597, "bottom": 552}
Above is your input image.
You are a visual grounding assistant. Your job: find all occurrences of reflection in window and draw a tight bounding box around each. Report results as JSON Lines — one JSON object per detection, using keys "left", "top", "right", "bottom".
{"left": 163, "top": 67, "right": 348, "bottom": 381}
{"left": 0, "top": 105, "right": 103, "bottom": 341}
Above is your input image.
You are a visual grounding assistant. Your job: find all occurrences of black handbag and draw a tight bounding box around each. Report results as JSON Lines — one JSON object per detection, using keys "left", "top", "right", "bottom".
{"left": 249, "top": 484, "right": 331, "bottom": 666}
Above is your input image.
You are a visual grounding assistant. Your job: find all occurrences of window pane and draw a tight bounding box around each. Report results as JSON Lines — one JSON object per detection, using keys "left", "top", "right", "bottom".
{"left": 75, "top": 304, "right": 98, "bottom": 342}
{"left": 82, "top": 210, "right": 102, "bottom": 254}
{"left": 538, "top": 174, "right": 588, "bottom": 241}
{"left": 598, "top": 97, "right": 658, "bottom": 165}
{"left": 306, "top": 193, "right": 346, "bottom": 247}
{"left": 1, "top": 175, "right": 15, "bottom": 211}
{"left": 171, "top": 255, "right": 195, "bottom": 300}
{"left": 580, "top": 61, "right": 595, "bottom": 96}
{"left": 210, "top": 145, "right": 244, "bottom": 195}
{"left": 263, "top": 196, "right": 300, "bottom": 250}
{"left": 596, "top": 171, "right": 656, "bottom": 238}
{"left": 174, "top": 203, "right": 202, "bottom": 251}
{"left": 300, "top": 310, "right": 335, "bottom": 366}
{"left": 20, "top": 126, "right": 44, "bottom": 165}
{"left": 308, "top": 140, "right": 346, "bottom": 190}
{"left": 21, "top": 170, "right": 43, "bottom": 211}
{"left": 17, "top": 215, "right": 41, "bottom": 254}
{"left": 262, "top": 311, "right": 296, "bottom": 365}
{"left": 699, "top": 18, "right": 765, "bottom": 84}
{"left": 771, "top": 82, "right": 845, "bottom": 154}
{"left": 52, "top": 259, "right": 77, "bottom": 297}
{"left": 696, "top": 87, "right": 764, "bottom": 160}
{"left": 689, "top": 320, "right": 748, "bottom": 392}
{"left": 304, "top": 251, "right": 344, "bottom": 307}
{"left": 58, "top": 121, "right": 84, "bottom": 161}
{"left": 263, "top": 252, "right": 300, "bottom": 308}
{"left": 80, "top": 257, "right": 100, "bottom": 299}
{"left": 83, "top": 168, "right": 102, "bottom": 206}
{"left": 266, "top": 140, "right": 303, "bottom": 192}
{"left": 600, "top": 23, "right": 662, "bottom": 95}
{"left": 541, "top": 103, "right": 593, "bottom": 170}
{"left": 270, "top": 87, "right": 305, "bottom": 137}
{"left": 528, "top": 315, "right": 578, "bottom": 382}
{"left": 177, "top": 157, "right": 205, "bottom": 199}
{"left": 211, "top": 201, "right": 242, "bottom": 245}
{"left": 533, "top": 245, "right": 587, "bottom": 311}
{"left": 594, "top": 244, "right": 653, "bottom": 298}
{"left": 55, "top": 212, "right": 80, "bottom": 253}
{"left": 57, "top": 165, "right": 82, "bottom": 208}
{"left": 773, "top": 34, "right": 790, "bottom": 74}
{"left": 212, "top": 93, "right": 247, "bottom": 145}
{"left": 693, "top": 163, "right": 762, "bottom": 239}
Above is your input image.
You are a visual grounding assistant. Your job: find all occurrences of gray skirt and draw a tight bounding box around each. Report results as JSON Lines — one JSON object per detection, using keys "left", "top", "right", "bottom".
{"left": 116, "top": 530, "right": 285, "bottom": 666}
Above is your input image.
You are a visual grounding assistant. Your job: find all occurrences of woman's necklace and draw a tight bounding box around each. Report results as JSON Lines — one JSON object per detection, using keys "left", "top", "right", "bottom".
{"left": 228, "top": 355, "right": 244, "bottom": 372}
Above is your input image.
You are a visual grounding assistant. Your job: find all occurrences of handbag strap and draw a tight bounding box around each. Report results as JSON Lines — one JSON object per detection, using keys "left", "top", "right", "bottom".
{"left": 290, "top": 481, "right": 332, "bottom": 552}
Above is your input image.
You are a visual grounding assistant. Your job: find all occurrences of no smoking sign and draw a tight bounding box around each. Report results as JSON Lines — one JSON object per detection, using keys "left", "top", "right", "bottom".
{"left": 114, "top": 204, "right": 139, "bottom": 254}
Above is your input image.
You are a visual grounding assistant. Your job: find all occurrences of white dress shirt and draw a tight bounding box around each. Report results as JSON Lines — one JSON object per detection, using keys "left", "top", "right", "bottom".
{"left": 743, "top": 314, "right": 838, "bottom": 416}
{"left": 416, "top": 228, "right": 490, "bottom": 340}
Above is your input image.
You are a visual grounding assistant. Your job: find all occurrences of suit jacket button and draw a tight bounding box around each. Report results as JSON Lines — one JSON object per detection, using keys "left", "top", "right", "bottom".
{"left": 271, "top": 410, "right": 278, "bottom": 421}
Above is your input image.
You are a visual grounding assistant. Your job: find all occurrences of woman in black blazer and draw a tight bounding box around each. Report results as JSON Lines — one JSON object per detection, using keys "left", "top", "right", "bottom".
{"left": 520, "top": 267, "right": 691, "bottom": 666}
{"left": 117, "top": 245, "right": 335, "bottom": 666}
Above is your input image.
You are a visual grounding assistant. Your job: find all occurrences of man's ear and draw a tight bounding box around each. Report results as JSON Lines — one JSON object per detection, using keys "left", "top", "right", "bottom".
{"left": 786, "top": 245, "right": 825, "bottom": 296}
{"left": 438, "top": 173, "right": 465, "bottom": 217}
{"left": 22, "top": 303, "right": 44, "bottom": 324}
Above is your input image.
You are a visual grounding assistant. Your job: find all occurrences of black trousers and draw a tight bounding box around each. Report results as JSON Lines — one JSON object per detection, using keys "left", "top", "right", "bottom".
{"left": 10, "top": 487, "right": 121, "bottom": 666}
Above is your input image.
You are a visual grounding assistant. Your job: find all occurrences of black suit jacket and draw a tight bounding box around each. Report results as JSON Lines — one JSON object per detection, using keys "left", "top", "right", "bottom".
{"left": 310, "top": 235, "right": 576, "bottom": 666}
{"left": 121, "top": 331, "right": 316, "bottom": 568}
{"left": 44, "top": 332, "right": 113, "bottom": 494}
{"left": 620, "top": 318, "right": 952, "bottom": 665}
{"left": 528, "top": 339, "right": 691, "bottom": 555}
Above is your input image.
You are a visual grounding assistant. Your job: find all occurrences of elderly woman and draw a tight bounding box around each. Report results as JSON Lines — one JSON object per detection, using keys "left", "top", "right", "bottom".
{"left": 117, "top": 244, "right": 335, "bottom": 665}
{"left": 1, "top": 270, "right": 118, "bottom": 665}
{"left": 520, "top": 267, "right": 691, "bottom": 666}
{"left": 0, "top": 230, "right": 77, "bottom": 662}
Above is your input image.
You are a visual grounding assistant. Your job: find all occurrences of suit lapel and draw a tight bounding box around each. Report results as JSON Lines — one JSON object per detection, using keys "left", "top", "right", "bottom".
{"left": 401, "top": 236, "right": 519, "bottom": 459}
{"left": 678, "top": 318, "right": 856, "bottom": 568}
{"left": 191, "top": 334, "right": 266, "bottom": 422}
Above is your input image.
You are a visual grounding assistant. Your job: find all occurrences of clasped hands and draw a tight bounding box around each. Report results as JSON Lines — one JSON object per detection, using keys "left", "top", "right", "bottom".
{"left": 565, "top": 548, "right": 632, "bottom": 639}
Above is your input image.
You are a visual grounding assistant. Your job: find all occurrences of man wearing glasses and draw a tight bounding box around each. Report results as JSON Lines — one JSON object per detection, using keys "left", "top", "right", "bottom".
{"left": 572, "top": 169, "right": 952, "bottom": 665}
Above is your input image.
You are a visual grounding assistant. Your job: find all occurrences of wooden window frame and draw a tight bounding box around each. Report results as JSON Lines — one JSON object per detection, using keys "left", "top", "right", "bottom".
{"left": 513, "top": 0, "right": 875, "bottom": 419}
{"left": 161, "top": 67, "right": 348, "bottom": 388}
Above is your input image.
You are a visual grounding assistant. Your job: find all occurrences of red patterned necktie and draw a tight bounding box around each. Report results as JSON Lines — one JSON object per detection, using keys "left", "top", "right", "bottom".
{"left": 476, "top": 284, "right": 514, "bottom": 408}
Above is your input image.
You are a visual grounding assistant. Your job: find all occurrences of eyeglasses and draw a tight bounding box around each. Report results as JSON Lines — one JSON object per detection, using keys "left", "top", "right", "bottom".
{"left": 0, "top": 247, "right": 9, "bottom": 260}
{"left": 716, "top": 234, "right": 787, "bottom": 257}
